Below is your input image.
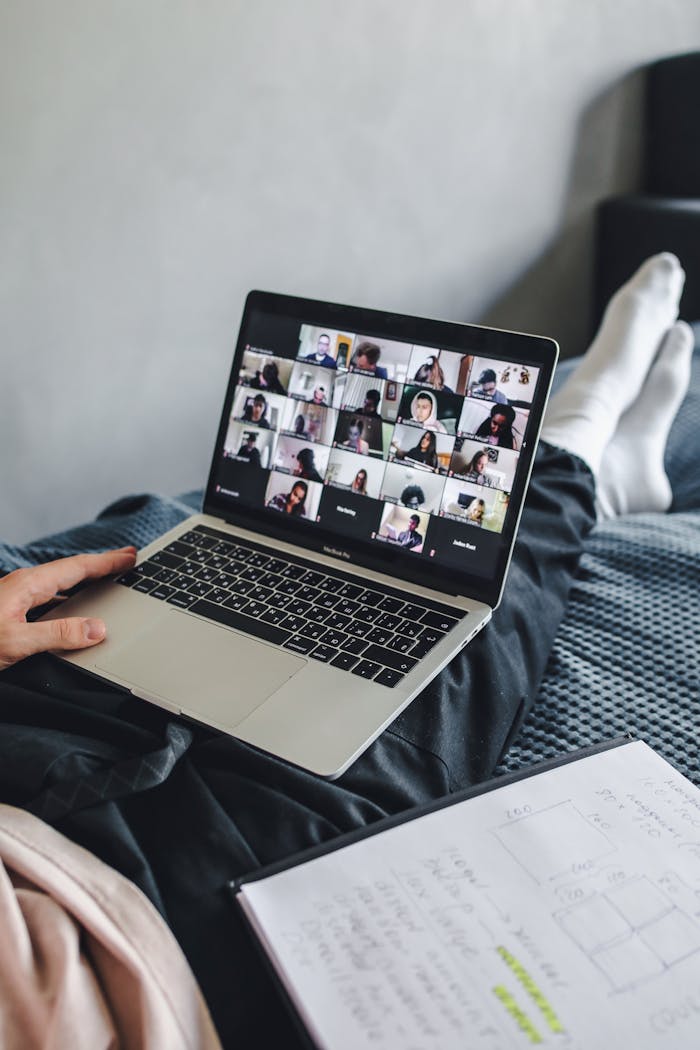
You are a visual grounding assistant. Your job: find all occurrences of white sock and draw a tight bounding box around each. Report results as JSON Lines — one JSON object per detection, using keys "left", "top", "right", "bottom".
{"left": 595, "top": 321, "right": 694, "bottom": 519}
{"left": 541, "top": 253, "right": 685, "bottom": 474}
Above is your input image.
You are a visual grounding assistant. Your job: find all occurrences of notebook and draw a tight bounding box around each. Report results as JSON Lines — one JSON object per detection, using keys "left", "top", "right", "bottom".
{"left": 234, "top": 739, "right": 700, "bottom": 1049}
{"left": 43, "top": 291, "right": 557, "bottom": 777}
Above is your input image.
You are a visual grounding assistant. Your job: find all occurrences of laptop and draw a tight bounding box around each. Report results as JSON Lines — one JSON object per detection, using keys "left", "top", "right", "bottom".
{"left": 43, "top": 292, "right": 558, "bottom": 778}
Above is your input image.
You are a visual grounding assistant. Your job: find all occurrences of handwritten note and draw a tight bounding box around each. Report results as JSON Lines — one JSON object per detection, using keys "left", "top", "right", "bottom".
{"left": 238, "top": 742, "right": 700, "bottom": 1048}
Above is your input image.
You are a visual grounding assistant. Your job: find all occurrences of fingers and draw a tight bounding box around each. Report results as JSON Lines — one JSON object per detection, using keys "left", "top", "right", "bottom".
{"left": 0, "top": 616, "right": 107, "bottom": 671}
{"left": 0, "top": 547, "right": 137, "bottom": 613}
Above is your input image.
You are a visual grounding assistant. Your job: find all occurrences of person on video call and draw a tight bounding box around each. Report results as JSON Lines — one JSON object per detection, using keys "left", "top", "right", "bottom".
{"left": 474, "top": 403, "right": 518, "bottom": 448}
{"left": 413, "top": 354, "right": 454, "bottom": 393}
{"left": 407, "top": 390, "right": 448, "bottom": 434}
{"left": 358, "top": 389, "right": 382, "bottom": 418}
{"left": 391, "top": 430, "right": 439, "bottom": 470}
{"left": 351, "top": 468, "right": 368, "bottom": 495}
{"left": 266, "top": 480, "right": 308, "bottom": 517}
{"left": 0, "top": 255, "right": 694, "bottom": 1047}
{"left": 250, "top": 360, "right": 286, "bottom": 395}
{"left": 470, "top": 367, "right": 508, "bottom": 403}
{"left": 294, "top": 448, "right": 324, "bottom": 484}
{"left": 236, "top": 432, "right": 262, "bottom": 468}
{"left": 240, "top": 393, "right": 271, "bottom": 429}
{"left": 349, "top": 341, "right": 388, "bottom": 380}
{"left": 340, "top": 417, "right": 370, "bottom": 455}
{"left": 311, "top": 385, "right": 328, "bottom": 406}
{"left": 396, "top": 513, "right": 423, "bottom": 549}
{"left": 463, "top": 448, "right": 496, "bottom": 486}
{"left": 303, "top": 333, "right": 337, "bottom": 369}
{"left": 466, "top": 497, "right": 486, "bottom": 526}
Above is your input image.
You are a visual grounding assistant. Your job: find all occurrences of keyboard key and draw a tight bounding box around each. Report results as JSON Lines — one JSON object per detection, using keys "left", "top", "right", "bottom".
{"left": 223, "top": 593, "right": 251, "bottom": 612}
{"left": 300, "top": 570, "right": 324, "bottom": 587}
{"left": 309, "top": 644, "right": 338, "bottom": 663}
{"left": 325, "top": 612, "right": 350, "bottom": 632}
{"left": 287, "top": 599, "right": 312, "bottom": 618}
{"left": 210, "top": 539, "right": 238, "bottom": 556}
{"left": 259, "top": 571, "right": 282, "bottom": 588}
{"left": 355, "top": 605, "right": 381, "bottom": 625}
{"left": 248, "top": 585, "right": 273, "bottom": 603}
{"left": 363, "top": 645, "right": 418, "bottom": 675}
{"left": 345, "top": 621, "right": 369, "bottom": 639}
{"left": 299, "top": 621, "right": 328, "bottom": 641}
{"left": 330, "top": 652, "right": 359, "bottom": 672}
{"left": 240, "top": 566, "right": 266, "bottom": 583}
{"left": 367, "top": 627, "right": 392, "bottom": 646}
{"left": 208, "top": 588, "right": 231, "bottom": 605}
{"left": 133, "top": 578, "right": 157, "bottom": 594}
{"left": 164, "top": 540, "right": 196, "bottom": 558}
{"left": 378, "top": 596, "right": 404, "bottom": 615}
{"left": 166, "top": 590, "right": 197, "bottom": 609}
{"left": 281, "top": 563, "right": 306, "bottom": 580}
{"left": 341, "top": 637, "right": 369, "bottom": 656}
{"left": 336, "top": 582, "right": 362, "bottom": 600}
{"left": 317, "top": 593, "right": 339, "bottom": 611}
{"left": 134, "top": 562, "right": 161, "bottom": 578}
{"left": 261, "top": 607, "right": 288, "bottom": 626}
{"left": 386, "top": 635, "right": 416, "bottom": 654}
{"left": 296, "top": 585, "right": 322, "bottom": 604}
{"left": 195, "top": 566, "right": 217, "bottom": 583}
{"left": 357, "top": 588, "right": 383, "bottom": 607}
{"left": 271, "top": 593, "right": 297, "bottom": 611}
{"left": 319, "top": 628, "right": 346, "bottom": 648}
{"left": 116, "top": 571, "right": 139, "bottom": 587}
{"left": 210, "top": 571, "right": 238, "bottom": 589}
{"left": 150, "top": 550, "right": 183, "bottom": 570}
{"left": 264, "top": 558, "right": 288, "bottom": 575}
{"left": 230, "top": 579, "right": 255, "bottom": 595}
{"left": 375, "top": 612, "right": 401, "bottom": 632}
{"left": 187, "top": 580, "right": 212, "bottom": 597}
{"left": 421, "top": 610, "right": 460, "bottom": 633}
{"left": 280, "top": 614, "right": 307, "bottom": 634}
{"left": 150, "top": 583, "right": 176, "bottom": 601}
{"left": 375, "top": 668, "right": 404, "bottom": 689}
{"left": 336, "top": 598, "right": 360, "bottom": 617}
{"left": 189, "top": 548, "right": 213, "bottom": 565}
{"left": 284, "top": 635, "right": 316, "bottom": 655}
{"left": 304, "top": 606, "right": 331, "bottom": 625}
{"left": 180, "top": 529, "right": 205, "bottom": 545}
{"left": 417, "top": 627, "right": 442, "bottom": 647}
{"left": 189, "top": 599, "right": 291, "bottom": 646}
{"left": 394, "top": 618, "right": 423, "bottom": 640}
{"left": 277, "top": 578, "right": 303, "bottom": 596}
{"left": 401, "top": 602, "right": 430, "bottom": 621}
{"left": 352, "top": 660, "right": 381, "bottom": 680}
{"left": 319, "top": 577, "right": 343, "bottom": 593}
{"left": 243, "top": 600, "right": 267, "bottom": 619}
{"left": 177, "top": 561, "right": 200, "bottom": 577}
{"left": 206, "top": 553, "right": 230, "bottom": 570}
{"left": 247, "top": 552, "right": 271, "bottom": 568}
{"left": 190, "top": 531, "right": 218, "bottom": 550}
{"left": 154, "top": 567, "right": 178, "bottom": 584}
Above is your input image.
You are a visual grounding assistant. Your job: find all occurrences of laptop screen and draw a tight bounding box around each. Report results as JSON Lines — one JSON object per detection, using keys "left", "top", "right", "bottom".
{"left": 204, "top": 293, "right": 557, "bottom": 607}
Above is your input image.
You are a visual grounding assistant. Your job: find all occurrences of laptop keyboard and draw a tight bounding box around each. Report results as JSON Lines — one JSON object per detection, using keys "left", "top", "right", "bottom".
{"left": 115, "top": 525, "right": 462, "bottom": 689}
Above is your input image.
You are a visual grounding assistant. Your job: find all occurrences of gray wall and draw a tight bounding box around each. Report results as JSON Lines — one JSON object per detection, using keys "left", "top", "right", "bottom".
{"left": 2, "top": 1, "right": 700, "bottom": 542}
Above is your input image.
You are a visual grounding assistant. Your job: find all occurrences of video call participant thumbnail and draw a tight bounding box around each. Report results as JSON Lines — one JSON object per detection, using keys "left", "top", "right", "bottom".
{"left": 458, "top": 400, "right": 528, "bottom": 451}
{"left": 408, "top": 346, "right": 465, "bottom": 394}
{"left": 388, "top": 424, "right": 454, "bottom": 474}
{"left": 324, "top": 447, "right": 385, "bottom": 499}
{"left": 231, "top": 387, "right": 285, "bottom": 431}
{"left": 376, "top": 504, "right": 430, "bottom": 553}
{"left": 223, "top": 420, "right": 276, "bottom": 468}
{"left": 333, "top": 412, "right": 384, "bottom": 457}
{"left": 397, "top": 385, "right": 462, "bottom": 435}
{"left": 265, "top": 473, "right": 323, "bottom": 521}
{"left": 439, "top": 477, "right": 508, "bottom": 533}
{"left": 280, "top": 400, "right": 338, "bottom": 445}
{"left": 449, "top": 438, "right": 518, "bottom": 490}
{"left": 273, "top": 434, "right": 330, "bottom": 481}
{"left": 301, "top": 332, "right": 337, "bottom": 369}
{"left": 297, "top": 325, "right": 355, "bottom": 370}
{"left": 466, "top": 356, "right": 539, "bottom": 406}
{"left": 348, "top": 340, "right": 388, "bottom": 379}
{"left": 239, "top": 351, "right": 293, "bottom": 395}
{"left": 288, "top": 360, "right": 337, "bottom": 405}
{"left": 380, "top": 461, "right": 447, "bottom": 515}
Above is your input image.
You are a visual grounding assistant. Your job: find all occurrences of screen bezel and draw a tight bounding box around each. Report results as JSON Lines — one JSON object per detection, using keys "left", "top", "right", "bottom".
{"left": 203, "top": 290, "right": 558, "bottom": 608}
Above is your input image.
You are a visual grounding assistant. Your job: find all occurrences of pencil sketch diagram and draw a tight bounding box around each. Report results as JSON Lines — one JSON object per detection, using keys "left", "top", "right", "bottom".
{"left": 555, "top": 877, "right": 700, "bottom": 992}
{"left": 492, "top": 800, "right": 616, "bottom": 884}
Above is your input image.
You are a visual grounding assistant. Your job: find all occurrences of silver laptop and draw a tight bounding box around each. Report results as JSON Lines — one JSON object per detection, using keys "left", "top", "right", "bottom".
{"left": 43, "top": 292, "right": 557, "bottom": 777}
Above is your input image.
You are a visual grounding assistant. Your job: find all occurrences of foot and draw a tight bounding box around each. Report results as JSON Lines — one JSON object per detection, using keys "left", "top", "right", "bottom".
{"left": 542, "top": 253, "right": 685, "bottom": 473}
{"left": 596, "top": 322, "right": 694, "bottom": 519}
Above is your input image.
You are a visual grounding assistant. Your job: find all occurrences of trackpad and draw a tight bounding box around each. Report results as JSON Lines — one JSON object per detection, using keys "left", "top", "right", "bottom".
{"left": 97, "top": 610, "right": 305, "bottom": 728}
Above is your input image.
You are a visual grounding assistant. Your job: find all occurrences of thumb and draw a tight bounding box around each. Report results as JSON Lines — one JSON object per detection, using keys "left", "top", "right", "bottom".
{"left": 22, "top": 617, "right": 107, "bottom": 659}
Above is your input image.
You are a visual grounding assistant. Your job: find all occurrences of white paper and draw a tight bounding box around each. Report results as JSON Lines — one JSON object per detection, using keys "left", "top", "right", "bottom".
{"left": 239, "top": 742, "right": 700, "bottom": 1049}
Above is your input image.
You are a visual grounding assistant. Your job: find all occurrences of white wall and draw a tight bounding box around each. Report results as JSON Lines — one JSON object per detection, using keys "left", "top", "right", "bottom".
{"left": 2, "top": 0, "right": 700, "bottom": 542}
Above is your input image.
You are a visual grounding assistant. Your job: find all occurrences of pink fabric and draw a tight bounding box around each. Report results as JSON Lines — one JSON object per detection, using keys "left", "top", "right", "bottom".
{"left": 0, "top": 804, "right": 222, "bottom": 1050}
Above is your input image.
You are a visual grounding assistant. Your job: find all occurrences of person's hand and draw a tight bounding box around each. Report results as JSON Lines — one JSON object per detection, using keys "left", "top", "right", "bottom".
{"left": 0, "top": 547, "right": 137, "bottom": 671}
